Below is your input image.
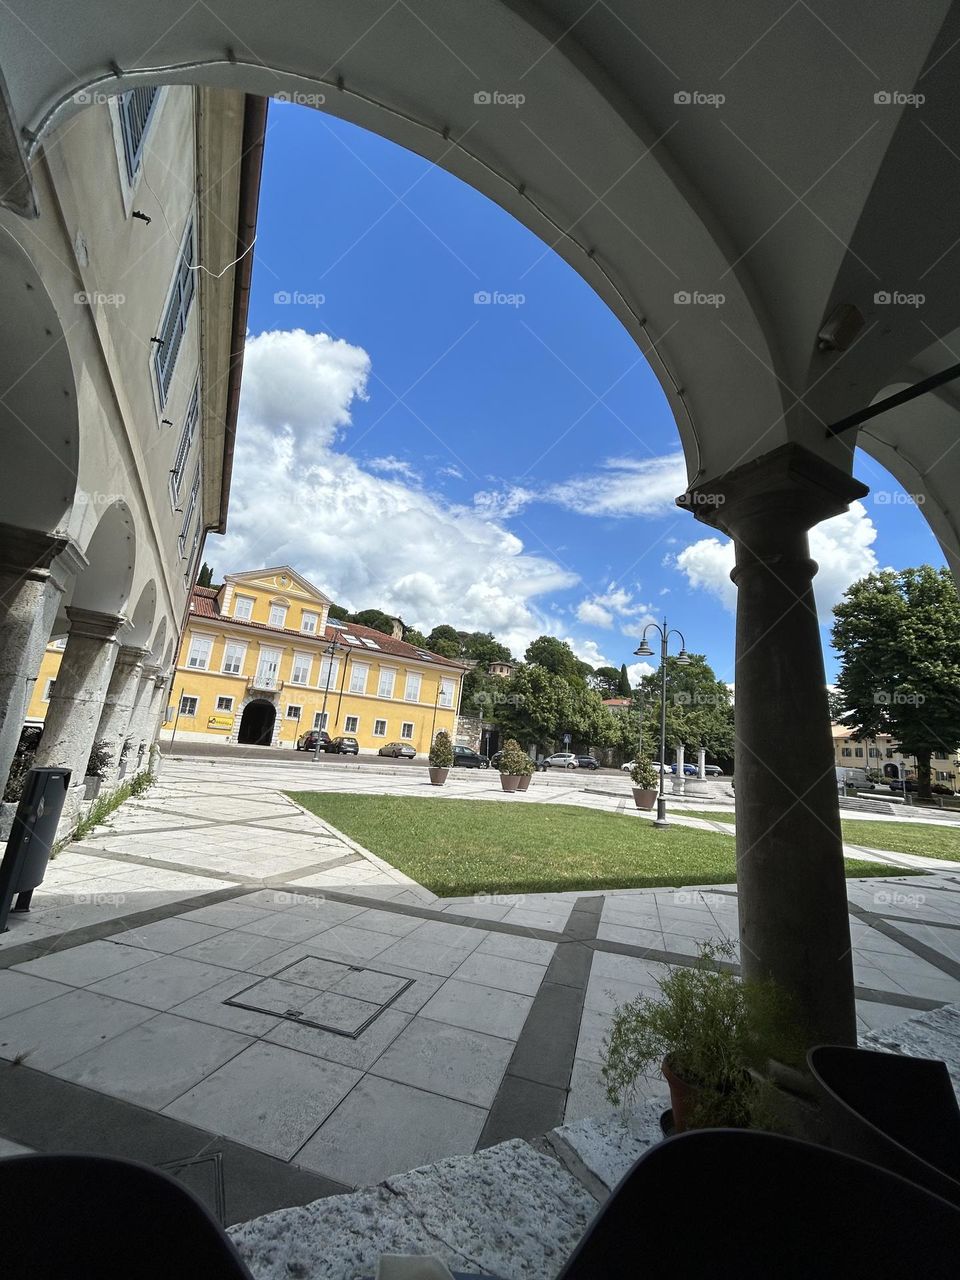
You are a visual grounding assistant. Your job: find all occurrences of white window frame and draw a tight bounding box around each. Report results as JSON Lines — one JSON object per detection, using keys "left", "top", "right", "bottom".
{"left": 221, "top": 640, "right": 247, "bottom": 675}
{"left": 438, "top": 677, "right": 455, "bottom": 708}
{"left": 179, "top": 695, "right": 198, "bottom": 717}
{"left": 301, "top": 610, "right": 319, "bottom": 634}
{"left": 186, "top": 635, "right": 213, "bottom": 670}
{"left": 344, "top": 715, "right": 359, "bottom": 734}
{"left": 43, "top": 678, "right": 56, "bottom": 701}
{"left": 153, "top": 218, "right": 196, "bottom": 408}
{"left": 404, "top": 672, "right": 422, "bottom": 703}
{"left": 319, "top": 656, "right": 339, "bottom": 689}
{"left": 233, "top": 594, "right": 254, "bottom": 620}
{"left": 313, "top": 711, "right": 329, "bottom": 731}
{"left": 400, "top": 721, "right": 414, "bottom": 739}
{"left": 215, "top": 695, "right": 234, "bottom": 713}
{"left": 169, "top": 384, "right": 199, "bottom": 503}
{"left": 117, "top": 87, "right": 161, "bottom": 183}
{"left": 378, "top": 668, "right": 397, "bottom": 699}
{"left": 286, "top": 704, "right": 302, "bottom": 720}
{"left": 373, "top": 718, "right": 388, "bottom": 737}
{"left": 290, "top": 652, "right": 312, "bottom": 686}
{"left": 177, "top": 465, "right": 201, "bottom": 559}
{"left": 269, "top": 603, "right": 288, "bottom": 629}
{"left": 349, "top": 662, "right": 369, "bottom": 694}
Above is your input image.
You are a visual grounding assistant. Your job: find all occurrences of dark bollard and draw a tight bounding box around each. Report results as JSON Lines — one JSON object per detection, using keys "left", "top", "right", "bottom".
{"left": 0, "top": 767, "right": 70, "bottom": 931}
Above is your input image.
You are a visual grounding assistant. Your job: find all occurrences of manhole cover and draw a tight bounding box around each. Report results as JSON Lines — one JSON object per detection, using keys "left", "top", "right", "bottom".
{"left": 224, "top": 955, "right": 414, "bottom": 1037}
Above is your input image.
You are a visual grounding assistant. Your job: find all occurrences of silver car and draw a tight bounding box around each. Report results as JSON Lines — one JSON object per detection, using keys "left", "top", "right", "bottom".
{"left": 543, "top": 752, "right": 579, "bottom": 770}
{"left": 378, "top": 742, "right": 416, "bottom": 759}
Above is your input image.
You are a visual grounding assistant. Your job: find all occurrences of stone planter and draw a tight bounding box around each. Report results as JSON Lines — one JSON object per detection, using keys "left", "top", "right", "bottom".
{"left": 632, "top": 787, "right": 657, "bottom": 810}
{"left": 84, "top": 776, "right": 102, "bottom": 802}
{"left": 517, "top": 774, "right": 531, "bottom": 792}
{"left": 428, "top": 767, "right": 449, "bottom": 786}
{"left": 670, "top": 775, "right": 686, "bottom": 794}
{"left": 499, "top": 774, "right": 521, "bottom": 793}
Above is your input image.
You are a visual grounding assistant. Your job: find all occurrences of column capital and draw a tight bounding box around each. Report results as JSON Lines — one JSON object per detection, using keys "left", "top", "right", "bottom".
{"left": 0, "top": 524, "right": 86, "bottom": 582}
{"left": 64, "top": 606, "right": 127, "bottom": 642}
{"left": 677, "top": 444, "right": 868, "bottom": 540}
{"left": 115, "top": 644, "right": 151, "bottom": 669}
{"left": 155, "top": 669, "right": 173, "bottom": 689}
{"left": 140, "top": 662, "right": 163, "bottom": 681}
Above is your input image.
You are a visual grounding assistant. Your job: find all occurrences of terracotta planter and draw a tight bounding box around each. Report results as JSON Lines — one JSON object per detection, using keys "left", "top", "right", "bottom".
{"left": 428, "top": 767, "right": 449, "bottom": 786}
{"left": 661, "top": 1056, "right": 701, "bottom": 1133}
{"left": 516, "top": 774, "right": 531, "bottom": 792}
{"left": 499, "top": 774, "right": 521, "bottom": 792}
{"left": 632, "top": 787, "right": 657, "bottom": 810}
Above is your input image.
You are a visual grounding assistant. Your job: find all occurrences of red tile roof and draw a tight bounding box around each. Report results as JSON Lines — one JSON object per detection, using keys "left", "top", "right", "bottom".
{"left": 186, "top": 588, "right": 467, "bottom": 670}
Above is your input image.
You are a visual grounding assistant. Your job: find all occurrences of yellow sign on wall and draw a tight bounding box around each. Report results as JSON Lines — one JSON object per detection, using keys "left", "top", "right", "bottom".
{"left": 207, "top": 714, "right": 233, "bottom": 729}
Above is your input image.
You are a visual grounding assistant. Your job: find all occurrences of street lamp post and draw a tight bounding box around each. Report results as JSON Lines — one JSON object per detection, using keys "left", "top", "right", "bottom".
{"left": 312, "top": 635, "right": 341, "bottom": 762}
{"left": 634, "top": 617, "right": 690, "bottom": 827}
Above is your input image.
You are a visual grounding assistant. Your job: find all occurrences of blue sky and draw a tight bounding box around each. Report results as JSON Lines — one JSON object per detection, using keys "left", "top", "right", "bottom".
{"left": 207, "top": 101, "right": 945, "bottom": 685}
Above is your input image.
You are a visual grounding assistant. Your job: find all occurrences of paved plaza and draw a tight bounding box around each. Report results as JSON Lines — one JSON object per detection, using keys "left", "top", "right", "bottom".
{"left": 0, "top": 754, "right": 958, "bottom": 1223}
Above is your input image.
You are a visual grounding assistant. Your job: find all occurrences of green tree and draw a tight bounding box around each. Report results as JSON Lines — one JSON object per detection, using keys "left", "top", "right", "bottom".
{"left": 491, "top": 664, "right": 617, "bottom": 754}
{"left": 327, "top": 603, "right": 350, "bottom": 622}
{"left": 350, "top": 608, "right": 396, "bottom": 635}
{"left": 196, "top": 562, "right": 214, "bottom": 588}
{"left": 832, "top": 566, "right": 960, "bottom": 799}
{"left": 637, "top": 654, "right": 733, "bottom": 762}
{"left": 403, "top": 627, "right": 429, "bottom": 648}
{"left": 524, "top": 635, "right": 586, "bottom": 686}
{"left": 618, "top": 663, "right": 632, "bottom": 697}
{"left": 593, "top": 666, "right": 622, "bottom": 698}
{"left": 461, "top": 631, "right": 513, "bottom": 667}
{"left": 426, "top": 625, "right": 463, "bottom": 659}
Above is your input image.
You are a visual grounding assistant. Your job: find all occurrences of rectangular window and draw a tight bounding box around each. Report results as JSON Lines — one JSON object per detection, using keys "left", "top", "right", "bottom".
{"left": 344, "top": 715, "right": 359, "bottom": 733}
{"left": 118, "top": 86, "right": 160, "bottom": 181}
{"left": 177, "top": 465, "right": 201, "bottom": 559}
{"left": 221, "top": 641, "right": 246, "bottom": 675}
{"left": 868, "top": 748, "right": 880, "bottom": 758}
{"left": 233, "top": 595, "right": 254, "bottom": 620}
{"left": 179, "top": 695, "right": 198, "bottom": 717}
{"left": 269, "top": 603, "right": 288, "bottom": 629}
{"left": 154, "top": 220, "right": 196, "bottom": 405}
{"left": 854, "top": 748, "right": 864, "bottom": 758}
{"left": 186, "top": 635, "right": 212, "bottom": 669}
{"left": 400, "top": 721, "right": 414, "bottom": 739}
{"left": 216, "top": 695, "right": 234, "bottom": 712}
{"left": 170, "top": 385, "right": 199, "bottom": 503}
{"left": 301, "top": 610, "right": 319, "bottom": 634}
{"left": 286, "top": 704, "right": 301, "bottom": 720}
{"left": 373, "top": 719, "right": 387, "bottom": 737}
{"left": 349, "top": 662, "right": 369, "bottom": 694}
{"left": 378, "top": 668, "right": 396, "bottom": 699}
{"left": 319, "top": 656, "right": 339, "bottom": 688}
{"left": 313, "top": 711, "right": 329, "bottom": 731}
{"left": 404, "top": 672, "right": 422, "bottom": 702}
{"left": 841, "top": 747, "right": 852, "bottom": 758}
{"left": 438, "top": 677, "right": 455, "bottom": 708}
{"left": 290, "top": 653, "right": 312, "bottom": 686}
{"left": 43, "top": 678, "right": 56, "bottom": 701}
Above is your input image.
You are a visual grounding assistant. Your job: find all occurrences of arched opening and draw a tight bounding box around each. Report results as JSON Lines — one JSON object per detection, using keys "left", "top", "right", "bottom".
{"left": 237, "top": 699, "right": 276, "bottom": 746}
{"left": 69, "top": 500, "right": 136, "bottom": 617}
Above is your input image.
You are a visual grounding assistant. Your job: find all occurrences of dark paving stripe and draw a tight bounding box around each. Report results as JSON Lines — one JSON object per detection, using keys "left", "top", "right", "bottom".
{"left": 848, "top": 904, "right": 960, "bottom": 981}
{"left": 0, "top": 1060, "right": 347, "bottom": 1224}
{"left": 0, "top": 884, "right": 256, "bottom": 969}
{"left": 67, "top": 845, "right": 363, "bottom": 886}
{"left": 478, "top": 895, "right": 603, "bottom": 1148}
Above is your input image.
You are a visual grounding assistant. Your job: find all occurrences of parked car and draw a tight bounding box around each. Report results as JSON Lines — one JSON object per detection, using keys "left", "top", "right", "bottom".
{"left": 836, "top": 766, "right": 876, "bottom": 792}
{"left": 327, "top": 736, "right": 359, "bottom": 755}
{"left": 542, "top": 753, "right": 578, "bottom": 770}
{"left": 621, "top": 760, "right": 662, "bottom": 772}
{"left": 452, "top": 745, "right": 489, "bottom": 769}
{"left": 704, "top": 764, "right": 724, "bottom": 776}
{"left": 575, "top": 755, "right": 600, "bottom": 770}
{"left": 378, "top": 742, "right": 416, "bottom": 759}
{"left": 296, "top": 730, "right": 330, "bottom": 752}
{"left": 670, "top": 763, "right": 699, "bottom": 775}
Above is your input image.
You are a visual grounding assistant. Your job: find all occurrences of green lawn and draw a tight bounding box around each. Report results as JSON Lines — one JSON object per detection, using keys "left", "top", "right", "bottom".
{"left": 674, "top": 809, "right": 960, "bottom": 862}
{"left": 288, "top": 793, "right": 918, "bottom": 896}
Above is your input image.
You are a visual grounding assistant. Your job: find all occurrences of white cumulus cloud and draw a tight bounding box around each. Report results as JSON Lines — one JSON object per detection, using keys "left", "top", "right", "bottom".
{"left": 674, "top": 501, "right": 879, "bottom": 619}
{"left": 209, "top": 329, "right": 577, "bottom": 655}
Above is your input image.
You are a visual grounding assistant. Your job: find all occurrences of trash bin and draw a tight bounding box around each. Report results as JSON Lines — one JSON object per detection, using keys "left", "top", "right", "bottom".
{"left": 0, "top": 767, "right": 70, "bottom": 931}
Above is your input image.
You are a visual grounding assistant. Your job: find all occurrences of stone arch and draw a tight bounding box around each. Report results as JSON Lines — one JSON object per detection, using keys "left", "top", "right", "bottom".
{"left": 69, "top": 500, "right": 137, "bottom": 618}
{"left": 237, "top": 698, "right": 277, "bottom": 747}
{"left": 125, "top": 580, "right": 158, "bottom": 648}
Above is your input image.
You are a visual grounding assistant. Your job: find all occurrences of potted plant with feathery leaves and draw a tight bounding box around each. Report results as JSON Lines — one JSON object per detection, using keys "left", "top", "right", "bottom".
{"left": 515, "top": 748, "right": 535, "bottom": 791}
{"left": 428, "top": 729, "right": 453, "bottom": 785}
{"left": 630, "top": 754, "right": 659, "bottom": 809}
{"left": 602, "top": 938, "right": 801, "bottom": 1133}
{"left": 84, "top": 739, "right": 111, "bottom": 801}
{"left": 497, "top": 738, "right": 529, "bottom": 792}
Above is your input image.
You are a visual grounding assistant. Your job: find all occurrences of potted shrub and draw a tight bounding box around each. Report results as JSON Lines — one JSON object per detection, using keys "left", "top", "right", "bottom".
{"left": 630, "top": 755, "right": 659, "bottom": 809}
{"left": 84, "top": 739, "right": 110, "bottom": 800}
{"left": 601, "top": 939, "right": 799, "bottom": 1132}
{"left": 516, "top": 751, "right": 535, "bottom": 791}
{"left": 428, "top": 730, "right": 453, "bottom": 785}
{"left": 497, "top": 738, "right": 528, "bottom": 792}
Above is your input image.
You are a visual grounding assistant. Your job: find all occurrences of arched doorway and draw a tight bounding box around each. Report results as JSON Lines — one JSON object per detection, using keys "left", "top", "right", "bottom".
{"left": 237, "top": 700, "right": 276, "bottom": 746}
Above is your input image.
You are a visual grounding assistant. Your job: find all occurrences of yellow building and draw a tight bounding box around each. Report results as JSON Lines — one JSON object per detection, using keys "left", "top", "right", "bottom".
{"left": 148, "top": 567, "right": 466, "bottom": 752}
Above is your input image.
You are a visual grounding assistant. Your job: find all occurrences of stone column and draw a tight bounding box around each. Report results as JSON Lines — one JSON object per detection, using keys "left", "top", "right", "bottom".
{"left": 0, "top": 524, "right": 86, "bottom": 794}
{"left": 33, "top": 606, "right": 126, "bottom": 827}
{"left": 126, "top": 663, "right": 163, "bottom": 767}
{"left": 93, "top": 645, "right": 151, "bottom": 783}
{"left": 682, "top": 444, "right": 867, "bottom": 1048}
{"left": 697, "top": 747, "right": 707, "bottom": 779}
{"left": 671, "top": 742, "right": 686, "bottom": 793}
